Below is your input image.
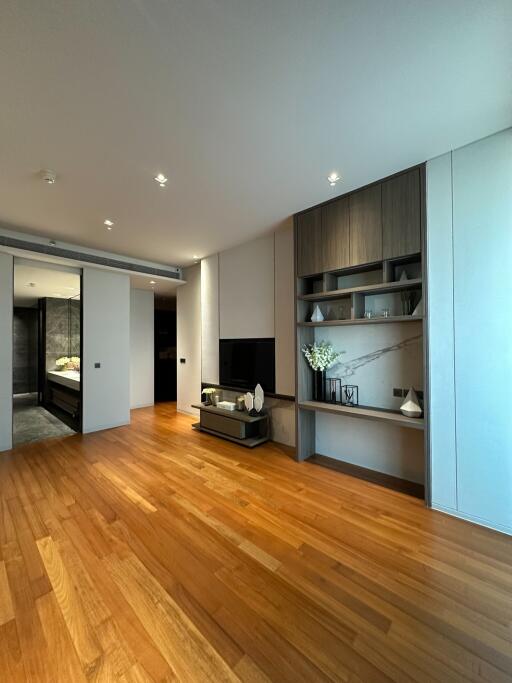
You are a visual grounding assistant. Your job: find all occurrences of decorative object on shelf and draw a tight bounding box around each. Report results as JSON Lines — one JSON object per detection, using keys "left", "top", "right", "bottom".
{"left": 302, "top": 341, "right": 343, "bottom": 402}
{"left": 400, "top": 387, "right": 422, "bottom": 417}
{"left": 412, "top": 297, "right": 423, "bottom": 317}
{"left": 236, "top": 395, "right": 245, "bottom": 411}
{"left": 310, "top": 305, "right": 324, "bottom": 322}
{"left": 212, "top": 390, "right": 222, "bottom": 407}
{"left": 341, "top": 385, "right": 359, "bottom": 406}
{"left": 254, "top": 383, "right": 264, "bottom": 409}
{"left": 254, "top": 396, "right": 263, "bottom": 413}
{"left": 202, "top": 387, "right": 216, "bottom": 406}
{"left": 364, "top": 309, "right": 374, "bottom": 319}
{"left": 381, "top": 308, "right": 390, "bottom": 318}
{"left": 325, "top": 377, "right": 341, "bottom": 404}
{"left": 217, "top": 400, "right": 236, "bottom": 411}
{"left": 244, "top": 392, "right": 254, "bottom": 412}
{"left": 400, "top": 290, "right": 415, "bottom": 315}
{"left": 399, "top": 269, "right": 408, "bottom": 281}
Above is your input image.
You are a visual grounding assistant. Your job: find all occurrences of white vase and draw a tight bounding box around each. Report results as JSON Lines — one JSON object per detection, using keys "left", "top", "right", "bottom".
{"left": 311, "top": 305, "right": 324, "bottom": 322}
{"left": 400, "top": 387, "right": 422, "bottom": 418}
{"left": 254, "top": 383, "right": 264, "bottom": 409}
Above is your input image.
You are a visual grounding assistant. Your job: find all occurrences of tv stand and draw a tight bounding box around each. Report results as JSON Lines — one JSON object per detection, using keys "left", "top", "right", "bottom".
{"left": 191, "top": 403, "right": 269, "bottom": 448}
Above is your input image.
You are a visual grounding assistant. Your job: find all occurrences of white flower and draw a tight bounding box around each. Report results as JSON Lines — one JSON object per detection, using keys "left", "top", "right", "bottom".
{"left": 302, "top": 341, "right": 343, "bottom": 372}
{"left": 55, "top": 356, "right": 70, "bottom": 367}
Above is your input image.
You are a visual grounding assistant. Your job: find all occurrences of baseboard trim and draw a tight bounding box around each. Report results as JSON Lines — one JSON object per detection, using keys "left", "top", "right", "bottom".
{"left": 82, "top": 419, "right": 130, "bottom": 434}
{"left": 432, "top": 503, "right": 512, "bottom": 537}
{"left": 130, "top": 402, "right": 155, "bottom": 410}
{"left": 308, "top": 453, "right": 425, "bottom": 499}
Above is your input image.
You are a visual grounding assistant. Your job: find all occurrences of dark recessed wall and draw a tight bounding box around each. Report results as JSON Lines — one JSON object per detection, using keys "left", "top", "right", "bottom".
{"left": 13, "top": 307, "right": 38, "bottom": 394}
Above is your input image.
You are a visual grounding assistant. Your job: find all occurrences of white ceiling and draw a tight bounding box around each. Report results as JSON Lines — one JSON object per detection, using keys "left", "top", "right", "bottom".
{"left": 13, "top": 260, "right": 178, "bottom": 306}
{"left": 0, "top": 1, "right": 510, "bottom": 267}
{"left": 14, "top": 264, "right": 80, "bottom": 306}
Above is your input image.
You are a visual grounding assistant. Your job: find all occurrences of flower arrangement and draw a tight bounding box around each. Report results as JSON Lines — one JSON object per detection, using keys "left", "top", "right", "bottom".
{"left": 202, "top": 387, "right": 217, "bottom": 405}
{"left": 55, "top": 356, "right": 80, "bottom": 371}
{"left": 302, "top": 341, "right": 343, "bottom": 372}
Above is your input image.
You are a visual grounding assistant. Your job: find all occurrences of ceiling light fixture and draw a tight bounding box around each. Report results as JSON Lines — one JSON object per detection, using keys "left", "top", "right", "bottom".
{"left": 154, "top": 173, "right": 168, "bottom": 188}
{"left": 149, "top": 280, "right": 156, "bottom": 285}
{"left": 104, "top": 219, "right": 114, "bottom": 229}
{"left": 41, "top": 169, "right": 57, "bottom": 184}
{"left": 26, "top": 282, "right": 37, "bottom": 288}
{"left": 327, "top": 172, "right": 341, "bottom": 187}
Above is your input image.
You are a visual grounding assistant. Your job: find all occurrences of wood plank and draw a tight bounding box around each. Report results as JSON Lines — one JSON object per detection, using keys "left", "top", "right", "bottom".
{"left": 349, "top": 184, "right": 383, "bottom": 266}
{"left": 382, "top": 168, "right": 421, "bottom": 259}
{"left": 0, "top": 402, "right": 509, "bottom": 683}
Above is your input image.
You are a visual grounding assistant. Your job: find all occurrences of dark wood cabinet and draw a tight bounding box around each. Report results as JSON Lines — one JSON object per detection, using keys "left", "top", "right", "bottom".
{"left": 382, "top": 169, "right": 421, "bottom": 259}
{"left": 349, "top": 184, "right": 382, "bottom": 266}
{"left": 321, "top": 196, "right": 350, "bottom": 272}
{"left": 296, "top": 208, "right": 322, "bottom": 276}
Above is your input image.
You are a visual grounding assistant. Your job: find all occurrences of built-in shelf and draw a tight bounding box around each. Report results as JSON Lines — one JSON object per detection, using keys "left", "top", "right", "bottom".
{"left": 299, "top": 401, "right": 424, "bottom": 430}
{"left": 298, "top": 315, "right": 423, "bottom": 327}
{"left": 299, "top": 277, "right": 422, "bottom": 302}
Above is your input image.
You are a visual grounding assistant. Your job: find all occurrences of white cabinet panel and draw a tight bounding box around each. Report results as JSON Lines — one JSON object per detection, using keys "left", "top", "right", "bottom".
{"left": 201, "top": 254, "right": 220, "bottom": 384}
{"left": 0, "top": 252, "right": 13, "bottom": 451}
{"left": 453, "top": 129, "right": 512, "bottom": 530}
{"left": 426, "top": 153, "right": 457, "bottom": 510}
{"left": 274, "top": 223, "right": 295, "bottom": 396}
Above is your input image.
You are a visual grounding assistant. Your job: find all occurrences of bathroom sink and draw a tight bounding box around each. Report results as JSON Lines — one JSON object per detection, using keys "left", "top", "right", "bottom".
{"left": 47, "top": 370, "right": 81, "bottom": 391}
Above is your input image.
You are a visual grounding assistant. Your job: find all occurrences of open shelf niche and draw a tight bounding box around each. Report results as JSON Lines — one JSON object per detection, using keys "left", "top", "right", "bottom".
{"left": 294, "top": 167, "right": 428, "bottom": 499}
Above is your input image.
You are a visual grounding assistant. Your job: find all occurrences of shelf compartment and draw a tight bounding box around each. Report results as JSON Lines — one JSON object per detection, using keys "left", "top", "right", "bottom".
{"left": 299, "top": 277, "right": 422, "bottom": 302}
{"left": 298, "top": 315, "right": 423, "bottom": 327}
{"left": 298, "top": 400, "right": 424, "bottom": 430}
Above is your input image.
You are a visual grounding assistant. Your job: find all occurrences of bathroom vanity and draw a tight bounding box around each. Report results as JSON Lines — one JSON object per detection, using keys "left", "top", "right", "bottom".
{"left": 46, "top": 370, "right": 81, "bottom": 427}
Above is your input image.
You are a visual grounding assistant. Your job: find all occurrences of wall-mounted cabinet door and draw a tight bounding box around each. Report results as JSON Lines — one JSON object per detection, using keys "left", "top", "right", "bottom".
{"left": 321, "top": 196, "right": 350, "bottom": 272}
{"left": 296, "top": 208, "right": 322, "bottom": 276}
{"left": 382, "top": 168, "right": 421, "bottom": 259}
{"left": 349, "top": 184, "right": 382, "bottom": 266}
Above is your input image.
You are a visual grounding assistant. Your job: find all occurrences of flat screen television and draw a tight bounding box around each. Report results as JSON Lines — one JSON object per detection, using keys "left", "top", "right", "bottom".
{"left": 219, "top": 338, "right": 275, "bottom": 393}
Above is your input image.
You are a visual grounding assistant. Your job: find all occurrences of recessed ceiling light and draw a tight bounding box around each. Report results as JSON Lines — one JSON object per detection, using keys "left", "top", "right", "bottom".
{"left": 104, "top": 219, "right": 114, "bottom": 229}
{"left": 40, "top": 169, "right": 57, "bottom": 184}
{"left": 149, "top": 280, "right": 156, "bottom": 285}
{"left": 26, "top": 282, "right": 36, "bottom": 288}
{"left": 327, "top": 172, "right": 341, "bottom": 187}
{"left": 193, "top": 255, "right": 199, "bottom": 259}
{"left": 154, "top": 173, "right": 168, "bottom": 188}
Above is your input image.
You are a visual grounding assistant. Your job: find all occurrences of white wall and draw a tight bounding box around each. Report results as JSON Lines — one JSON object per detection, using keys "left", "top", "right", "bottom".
{"left": 219, "top": 234, "right": 274, "bottom": 339}
{"left": 130, "top": 289, "right": 154, "bottom": 409}
{"left": 82, "top": 268, "right": 131, "bottom": 433}
{"left": 427, "top": 128, "right": 512, "bottom": 534}
{"left": 177, "top": 264, "right": 202, "bottom": 416}
{"left": 201, "top": 254, "right": 219, "bottom": 384}
{"left": 0, "top": 252, "right": 13, "bottom": 451}
{"left": 194, "top": 225, "right": 296, "bottom": 445}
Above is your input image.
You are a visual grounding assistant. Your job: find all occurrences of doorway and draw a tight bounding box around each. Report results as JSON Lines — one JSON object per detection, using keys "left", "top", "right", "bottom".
{"left": 13, "top": 260, "right": 82, "bottom": 447}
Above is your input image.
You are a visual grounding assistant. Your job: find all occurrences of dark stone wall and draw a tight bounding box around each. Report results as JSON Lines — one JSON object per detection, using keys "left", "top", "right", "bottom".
{"left": 45, "top": 297, "right": 72, "bottom": 370}
{"left": 13, "top": 307, "right": 38, "bottom": 394}
{"left": 70, "top": 298, "right": 81, "bottom": 357}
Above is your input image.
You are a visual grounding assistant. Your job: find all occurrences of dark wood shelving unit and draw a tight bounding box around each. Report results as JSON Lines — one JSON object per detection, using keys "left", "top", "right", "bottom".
{"left": 294, "top": 162, "right": 428, "bottom": 500}
{"left": 298, "top": 277, "right": 422, "bottom": 302}
{"left": 298, "top": 315, "right": 422, "bottom": 327}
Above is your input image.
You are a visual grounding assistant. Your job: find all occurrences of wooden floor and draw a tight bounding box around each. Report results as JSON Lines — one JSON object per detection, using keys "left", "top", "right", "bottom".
{"left": 1, "top": 404, "right": 511, "bottom": 682}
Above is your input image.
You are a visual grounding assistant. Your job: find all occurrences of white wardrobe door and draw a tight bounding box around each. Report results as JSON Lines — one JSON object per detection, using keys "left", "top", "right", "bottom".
{"left": 453, "top": 129, "right": 512, "bottom": 529}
